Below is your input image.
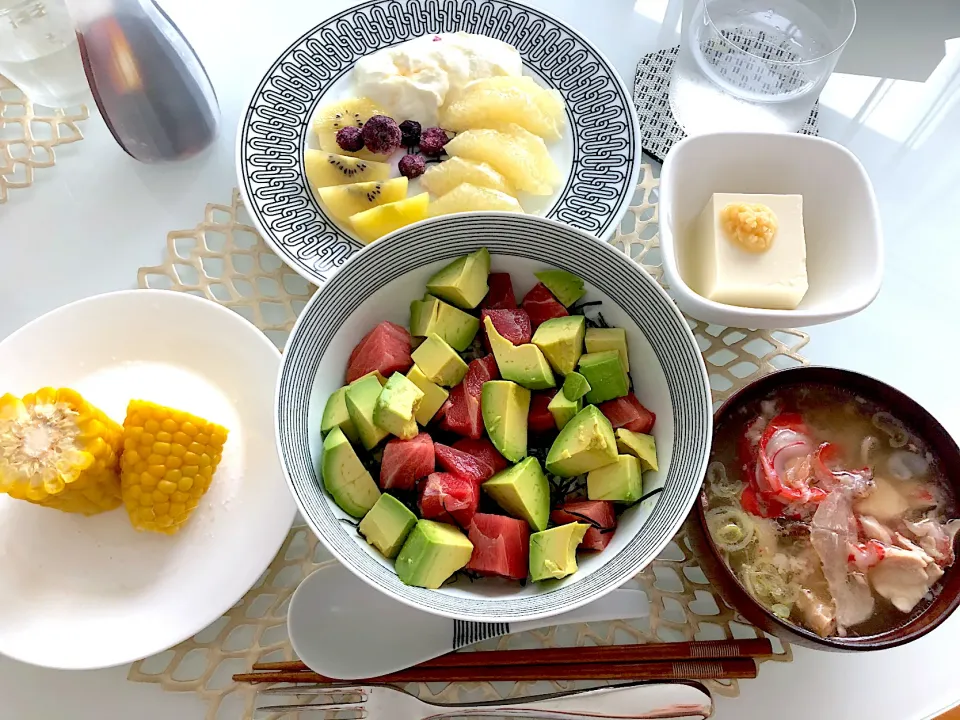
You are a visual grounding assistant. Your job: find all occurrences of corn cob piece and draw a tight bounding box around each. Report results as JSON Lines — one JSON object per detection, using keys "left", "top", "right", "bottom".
{"left": 0, "top": 387, "right": 123, "bottom": 515}
{"left": 121, "top": 400, "right": 228, "bottom": 534}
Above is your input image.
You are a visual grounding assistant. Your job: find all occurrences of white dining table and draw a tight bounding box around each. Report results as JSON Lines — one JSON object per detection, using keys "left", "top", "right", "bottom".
{"left": 2, "top": 0, "right": 960, "bottom": 718}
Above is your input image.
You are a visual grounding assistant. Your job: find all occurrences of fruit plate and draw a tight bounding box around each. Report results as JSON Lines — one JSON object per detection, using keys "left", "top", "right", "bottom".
{"left": 236, "top": 0, "right": 642, "bottom": 286}
{"left": 275, "top": 213, "right": 712, "bottom": 622}
{"left": 0, "top": 290, "right": 297, "bottom": 670}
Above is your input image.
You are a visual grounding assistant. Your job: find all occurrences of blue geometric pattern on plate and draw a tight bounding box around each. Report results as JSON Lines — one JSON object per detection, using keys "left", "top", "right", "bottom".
{"left": 237, "top": 0, "right": 640, "bottom": 285}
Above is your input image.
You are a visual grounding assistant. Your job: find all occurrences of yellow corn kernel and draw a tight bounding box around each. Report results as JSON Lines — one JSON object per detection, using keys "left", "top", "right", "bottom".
{"left": 0, "top": 388, "right": 123, "bottom": 515}
{"left": 120, "top": 400, "right": 228, "bottom": 535}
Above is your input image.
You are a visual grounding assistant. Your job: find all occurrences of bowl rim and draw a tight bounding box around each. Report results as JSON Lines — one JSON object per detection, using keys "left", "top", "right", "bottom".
{"left": 696, "top": 364, "right": 960, "bottom": 650}
{"left": 658, "top": 132, "right": 884, "bottom": 329}
{"left": 274, "top": 212, "right": 713, "bottom": 622}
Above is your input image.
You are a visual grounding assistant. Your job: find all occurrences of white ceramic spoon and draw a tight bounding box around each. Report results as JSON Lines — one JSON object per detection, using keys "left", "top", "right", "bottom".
{"left": 287, "top": 562, "right": 650, "bottom": 680}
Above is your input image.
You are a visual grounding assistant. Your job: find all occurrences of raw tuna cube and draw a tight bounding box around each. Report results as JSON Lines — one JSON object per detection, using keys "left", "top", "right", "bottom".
{"left": 521, "top": 283, "right": 569, "bottom": 330}
{"left": 598, "top": 393, "right": 656, "bottom": 434}
{"left": 418, "top": 472, "right": 479, "bottom": 527}
{"left": 350, "top": 320, "right": 409, "bottom": 365}
{"left": 435, "top": 443, "right": 493, "bottom": 485}
{"left": 346, "top": 321, "right": 413, "bottom": 383}
{"left": 551, "top": 500, "right": 617, "bottom": 551}
{"left": 528, "top": 390, "right": 558, "bottom": 434}
{"left": 480, "top": 309, "right": 532, "bottom": 351}
{"left": 464, "top": 355, "right": 500, "bottom": 395}
{"left": 465, "top": 513, "right": 530, "bottom": 579}
{"left": 380, "top": 433, "right": 435, "bottom": 491}
{"left": 452, "top": 438, "right": 509, "bottom": 476}
{"left": 481, "top": 272, "right": 517, "bottom": 309}
{"left": 439, "top": 356, "right": 499, "bottom": 439}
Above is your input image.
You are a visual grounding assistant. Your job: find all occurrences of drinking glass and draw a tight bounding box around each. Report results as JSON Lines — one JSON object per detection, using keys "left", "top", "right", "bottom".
{"left": 669, "top": 0, "right": 856, "bottom": 135}
{"left": 0, "top": 0, "right": 89, "bottom": 107}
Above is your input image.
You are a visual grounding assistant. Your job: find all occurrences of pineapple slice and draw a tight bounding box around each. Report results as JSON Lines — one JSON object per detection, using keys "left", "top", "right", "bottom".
{"left": 429, "top": 183, "right": 524, "bottom": 217}
{"left": 421, "top": 157, "right": 516, "bottom": 198}
{"left": 444, "top": 124, "right": 561, "bottom": 196}
{"left": 318, "top": 177, "right": 409, "bottom": 223}
{"left": 440, "top": 76, "right": 566, "bottom": 140}
{"left": 312, "top": 97, "right": 389, "bottom": 161}
{"left": 350, "top": 193, "right": 430, "bottom": 245}
{"left": 0, "top": 387, "right": 123, "bottom": 515}
{"left": 120, "top": 400, "right": 228, "bottom": 535}
{"left": 305, "top": 150, "right": 391, "bottom": 190}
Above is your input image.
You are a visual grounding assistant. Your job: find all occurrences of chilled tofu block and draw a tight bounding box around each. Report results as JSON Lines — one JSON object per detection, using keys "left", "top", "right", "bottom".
{"left": 686, "top": 193, "right": 808, "bottom": 310}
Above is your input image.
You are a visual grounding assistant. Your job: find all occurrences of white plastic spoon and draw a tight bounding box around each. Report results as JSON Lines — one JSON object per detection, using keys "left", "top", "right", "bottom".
{"left": 287, "top": 562, "right": 650, "bottom": 680}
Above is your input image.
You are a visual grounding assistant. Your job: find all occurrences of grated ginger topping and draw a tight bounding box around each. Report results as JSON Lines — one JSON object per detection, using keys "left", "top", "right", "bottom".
{"left": 721, "top": 202, "right": 778, "bottom": 253}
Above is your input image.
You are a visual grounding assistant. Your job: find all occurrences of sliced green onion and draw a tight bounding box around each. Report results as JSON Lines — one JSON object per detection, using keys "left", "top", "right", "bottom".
{"left": 772, "top": 603, "right": 792, "bottom": 619}
{"left": 706, "top": 507, "right": 756, "bottom": 552}
{"left": 707, "top": 461, "right": 743, "bottom": 498}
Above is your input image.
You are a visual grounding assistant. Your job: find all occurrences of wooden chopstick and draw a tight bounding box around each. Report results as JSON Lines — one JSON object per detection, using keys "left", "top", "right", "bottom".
{"left": 250, "top": 638, "right": 773, "bottom": 674}
{"left": 233, "top": 658, "right": 757, "bottom": 684}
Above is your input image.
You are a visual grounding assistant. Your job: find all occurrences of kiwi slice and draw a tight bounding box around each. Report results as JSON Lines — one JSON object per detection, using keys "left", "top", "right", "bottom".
{"left": 318, "top": 177, "right": 409, "bottom": 222}
{"left": 305, "top": 150, "right": 392, "bottom": 190}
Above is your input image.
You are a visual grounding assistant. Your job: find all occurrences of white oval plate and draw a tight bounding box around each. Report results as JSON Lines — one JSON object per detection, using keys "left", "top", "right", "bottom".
{"left": 236, "top": 0, "right": 641, "bottom": 286}
{"left": 0, "top": 290, "right": 296, "bottom": 670}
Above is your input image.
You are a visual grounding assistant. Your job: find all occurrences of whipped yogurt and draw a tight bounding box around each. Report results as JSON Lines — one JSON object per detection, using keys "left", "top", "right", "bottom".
{"left": 353, "top": 32, "right": 523, "bottom": 127}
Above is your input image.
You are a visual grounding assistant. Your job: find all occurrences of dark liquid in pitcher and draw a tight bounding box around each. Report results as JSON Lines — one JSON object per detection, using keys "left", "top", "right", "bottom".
{"left": 77, "top": 2, "right": 219, "bottom": 163}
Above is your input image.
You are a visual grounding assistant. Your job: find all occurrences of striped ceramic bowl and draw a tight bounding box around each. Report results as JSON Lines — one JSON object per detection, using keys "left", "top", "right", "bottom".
{"left": 275, "top": 213, "right": 712, "bottom": 622}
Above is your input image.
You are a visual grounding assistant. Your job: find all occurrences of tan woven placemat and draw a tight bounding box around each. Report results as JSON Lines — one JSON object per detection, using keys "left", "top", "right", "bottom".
{"left": 132, "top": 165, "right": 809, "bottom": 719}
{"left": 0, "top": 76, "right": 88, "bottom": 203}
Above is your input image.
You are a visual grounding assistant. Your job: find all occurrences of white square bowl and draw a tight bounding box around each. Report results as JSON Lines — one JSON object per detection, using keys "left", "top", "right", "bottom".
{"left": 659, "top": 132, "right": 884, "bottom": 329}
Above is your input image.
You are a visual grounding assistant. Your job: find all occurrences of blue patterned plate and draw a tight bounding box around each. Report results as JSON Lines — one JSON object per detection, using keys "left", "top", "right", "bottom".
{"left": 275, "top": 213, "right": 711, "bottom": 622}
{"left": 236, "top": 0, "right": 641, "bottom": 286}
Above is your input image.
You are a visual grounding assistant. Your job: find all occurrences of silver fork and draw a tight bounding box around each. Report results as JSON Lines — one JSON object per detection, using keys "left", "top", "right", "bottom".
{"left": 255, "top": 681, "right": 713, "bottom": 719}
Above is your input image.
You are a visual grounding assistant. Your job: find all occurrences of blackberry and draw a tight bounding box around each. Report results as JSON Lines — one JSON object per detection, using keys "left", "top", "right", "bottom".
{"left": 399, "top": 120, "right": 422, "bottom": 148}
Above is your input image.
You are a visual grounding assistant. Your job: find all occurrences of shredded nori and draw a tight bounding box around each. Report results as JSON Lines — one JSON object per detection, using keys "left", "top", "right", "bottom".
{"left": 571, "top": 300, "right": 610, "bottom": 329}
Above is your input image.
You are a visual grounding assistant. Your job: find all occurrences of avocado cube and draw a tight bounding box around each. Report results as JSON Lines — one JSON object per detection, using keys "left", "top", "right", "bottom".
{"left": 529, "top": 523, "right": 589, "bottom": 582}
{"left": 534, "top": 269, "right": 586, "bottom": 307}
{"left": 585, "top": 327, "right": 629, "bottom": 373}
{"left": 616, "top": 429, "right": 659, "bottom": 472}
{"left": 407, "top": 365, "right": 449, "bottom": 425}
{"left": 482, "top": 457, "right": 550, "bottom": 532}
{"left": 545, "top": 405, "right": 618, "bottom": 477}
{"left": 481, "top": 380, "right": 531, "bottom": 463}
{"left": 531, "top": 315, "right": 585, "bottom": 376}
{"left": 395, "top": 519, "right": 474, "bottom": 589}
{"left": 321, "top": 427, "right": 381, "bottom": 518}
{"left": 483, "top": 316, "right": 556, "bottom": 391}
{"left": 373, "top": 373, "right": 424, "bottom": 440}
{"left": 358, "top": 493, "right": 418, "bottom": 558}
{"left": 321, "top": 386, "right": 360, "bottom": 445}
{"left": 547, "top": 391, "right": 581, "bottom": 431}
{"left": 587, "top": 454, "right": 643, "bottom": 503}
{"left": 579, "top": 350, "right": 629, "bottom": 404}
{"left": 409, "top": 294, "right": 479, "bottom": 351}
{"left": 345, "top": 374, "right": 390, "bottom": 450}
{"left": 562, "top": 371, "right": 591, "bottom": 401}
{"left": 426, "top": 248, "right": 491, "bottom": 310}
{"left": 411, "top": 333, "right": 468, "bottom": 387}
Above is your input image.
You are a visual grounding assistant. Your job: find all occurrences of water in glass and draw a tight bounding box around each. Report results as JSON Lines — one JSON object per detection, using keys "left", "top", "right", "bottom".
{"left": 669, "top": 0, "right": 856, "bottom": 135}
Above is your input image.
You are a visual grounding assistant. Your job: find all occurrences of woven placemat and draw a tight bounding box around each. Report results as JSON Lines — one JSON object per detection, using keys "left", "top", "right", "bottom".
{"left": 0, "top": 76, "right": 88, "bottom": 203}
{"left": 131, "top": 165, "right": 809, "bottom": 719}
{"left": 633, "top": 45, "right": 820, "bottom": 163}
